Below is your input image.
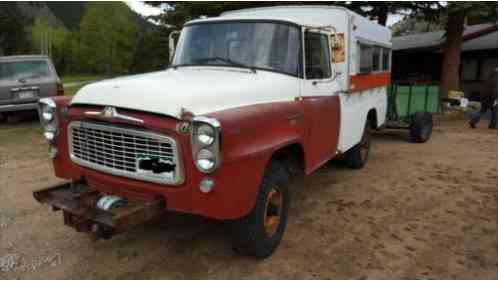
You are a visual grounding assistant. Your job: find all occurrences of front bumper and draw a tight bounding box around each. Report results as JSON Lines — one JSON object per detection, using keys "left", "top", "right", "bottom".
{"left": 33, "top": 180, "right": 165, "bottom": 239}
{"left": 0, "top": 102, "right": 38, "bottom": 113}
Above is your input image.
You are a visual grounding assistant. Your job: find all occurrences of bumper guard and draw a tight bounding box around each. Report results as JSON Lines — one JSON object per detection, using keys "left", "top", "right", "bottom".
{"left": 33, "top": 181, "right": 165, "bottom": 239}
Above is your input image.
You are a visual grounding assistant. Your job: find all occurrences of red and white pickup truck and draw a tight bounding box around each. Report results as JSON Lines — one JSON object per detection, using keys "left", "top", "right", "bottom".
{"left": 35, "top": 6, "right": 392, "bottom": 258}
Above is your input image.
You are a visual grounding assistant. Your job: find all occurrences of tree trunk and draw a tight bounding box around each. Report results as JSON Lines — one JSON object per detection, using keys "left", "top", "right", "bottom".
{"left": 440, "top": 11, "right": 465, "bottom": 98}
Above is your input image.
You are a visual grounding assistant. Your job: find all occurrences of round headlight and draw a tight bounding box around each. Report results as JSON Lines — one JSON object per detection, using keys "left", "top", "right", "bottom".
{"left": 43, "top": 123, "right": 57, "bottom": 143}
{"left": 41, "top": 107, "right": 54, "bottom": 122}
{"left": 45, "top": 122, "right": 57, "bottom": 133}
{"left": 197, "top": 124, "right": 215, "bottom": 146}
{"left": 196, "top": 149, "right": 216, "bottom": 172}
{"left": 44, "top": 131, "right": 56, "bottom": 142}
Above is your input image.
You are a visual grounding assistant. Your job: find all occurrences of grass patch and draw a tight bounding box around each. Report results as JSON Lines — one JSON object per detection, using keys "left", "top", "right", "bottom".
{"left": 64, "top": 83, "right": 89, "bottom": 96}
{"left": 62, "top": 75, "right": 105, "bottom": 84}
{"left": 0, "top": 118, "right": 43, "bottom": 146}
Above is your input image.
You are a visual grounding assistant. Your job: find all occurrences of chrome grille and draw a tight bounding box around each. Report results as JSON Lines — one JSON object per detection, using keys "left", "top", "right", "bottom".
{"left": 68, "top": 121, "right": 183, "bottom": 185}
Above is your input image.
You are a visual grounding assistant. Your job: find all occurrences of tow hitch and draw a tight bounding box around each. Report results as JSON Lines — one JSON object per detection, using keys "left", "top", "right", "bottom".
{"left": 33, "top": 181, "right": 165, "bottom": 240}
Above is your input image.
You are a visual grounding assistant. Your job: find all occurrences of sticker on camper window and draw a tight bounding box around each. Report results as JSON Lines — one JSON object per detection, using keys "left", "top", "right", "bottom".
{"left": 332, "top": 33, "right": 345, "bottom": 63}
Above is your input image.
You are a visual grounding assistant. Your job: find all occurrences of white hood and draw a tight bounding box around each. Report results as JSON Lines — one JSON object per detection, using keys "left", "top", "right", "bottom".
{"left": 71, "top": 67, "right": 300, "bottom": 119}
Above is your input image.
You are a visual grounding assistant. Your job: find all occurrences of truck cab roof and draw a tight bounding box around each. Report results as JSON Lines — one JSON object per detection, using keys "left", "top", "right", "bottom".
{"left": 185, "top": 5, "right": 391, "bottom": 48}
{"left": 187, "top": 5, "right": 355, "bottom": 27}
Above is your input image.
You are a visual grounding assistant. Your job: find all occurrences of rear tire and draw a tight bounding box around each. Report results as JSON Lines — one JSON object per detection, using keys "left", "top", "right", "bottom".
{"left": 410, "top": 111, "right": 433, "bottom": 143}
{"left": 0, "top": 113, "right": 5, "bottom": 123}
{"left": 345, "top": 120, "right": 371, "bottom": 170}
{"left": 232, "top": 160, "right": 290, "bottom": 259}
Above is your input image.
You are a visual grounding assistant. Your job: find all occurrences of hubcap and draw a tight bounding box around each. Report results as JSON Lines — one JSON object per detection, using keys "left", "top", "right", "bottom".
{"left": 263, "top": 187, "right": 282, "bottom": 237}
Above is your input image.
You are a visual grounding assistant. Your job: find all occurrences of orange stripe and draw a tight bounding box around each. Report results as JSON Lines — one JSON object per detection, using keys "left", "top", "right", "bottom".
{"left": 349, "top": 72, "right": 391, "bottom": 93}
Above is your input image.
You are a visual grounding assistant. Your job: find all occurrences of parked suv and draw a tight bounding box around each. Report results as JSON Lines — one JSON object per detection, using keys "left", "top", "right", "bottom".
{"left": 0, "top": 55, "right": 63, "bottom": 120}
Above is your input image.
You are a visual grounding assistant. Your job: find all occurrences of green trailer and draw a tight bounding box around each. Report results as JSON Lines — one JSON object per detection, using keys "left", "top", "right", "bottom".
{"left": 386, "top": 84, "right": 441, "bottom": 143}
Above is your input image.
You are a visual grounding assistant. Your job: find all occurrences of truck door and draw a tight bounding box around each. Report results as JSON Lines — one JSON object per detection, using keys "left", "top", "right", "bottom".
{"left": 301, "top": 30, "right": 341, "bottom": 173}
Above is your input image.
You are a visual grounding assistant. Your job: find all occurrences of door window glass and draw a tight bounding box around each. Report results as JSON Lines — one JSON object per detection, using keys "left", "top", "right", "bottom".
{"left": 305, "top": 32, "right": 331, "bottom": 79}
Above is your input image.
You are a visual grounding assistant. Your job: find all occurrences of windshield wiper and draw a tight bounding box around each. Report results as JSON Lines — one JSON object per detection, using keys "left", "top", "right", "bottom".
{"left": 191, "top": 57, "right": 257, "bottom": 73}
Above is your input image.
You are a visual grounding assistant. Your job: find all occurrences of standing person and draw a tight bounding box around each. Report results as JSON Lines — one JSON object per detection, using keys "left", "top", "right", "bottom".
{"left": 470, "top": 68, "right": 498, "bottom": 129}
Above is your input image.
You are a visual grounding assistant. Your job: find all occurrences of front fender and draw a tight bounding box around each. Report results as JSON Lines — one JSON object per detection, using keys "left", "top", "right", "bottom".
{"left": 196, "top": 101, "right": 304, "bottom": 219}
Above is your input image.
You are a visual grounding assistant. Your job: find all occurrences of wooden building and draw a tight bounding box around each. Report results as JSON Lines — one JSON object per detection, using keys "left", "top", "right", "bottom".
{"left": 392, "top": 23, "right": 498, "bottom": 100}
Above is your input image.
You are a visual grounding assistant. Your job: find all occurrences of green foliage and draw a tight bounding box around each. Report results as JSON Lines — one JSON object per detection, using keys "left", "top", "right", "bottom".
{"left": 391, "top": 16, "right": 447, "bottom": 37}
{"left": 64, "top": 83, "right": 90, "bottom": 96}
{"left": 45, "top": 2, "right": 87, "bottom": 30}
{"left": 1, "top": 2, "right": 163, "bottom": 76}
{"left": 62, "top": 74, "right": 104, "bottom": 84}
{"left": 130, "top": 26, "right": 170, "bottom": 73}
{"left": 0, "top": 3, "right": 31, "bottom": 55}
{"left": 79, "top": 2, "right": 138, "bottom": 75}
{"left": 390, "top": 2, "right": 498, "bottom": 37}
{"left": 446, "top": 2, "right": 498, "bottom": 19}
{"left": 29, "top": 16, "right": 69, "bottom": 53}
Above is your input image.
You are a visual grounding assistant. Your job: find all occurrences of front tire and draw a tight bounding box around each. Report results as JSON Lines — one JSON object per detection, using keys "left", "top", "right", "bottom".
{"left": 345, "top": 120, "right": 371, "bottom": 169}
{"left": 232, "top": 160, "right": 290, "bottom": 259}
{"left": 410, "top": 111, "right": 433, "bottom": 143}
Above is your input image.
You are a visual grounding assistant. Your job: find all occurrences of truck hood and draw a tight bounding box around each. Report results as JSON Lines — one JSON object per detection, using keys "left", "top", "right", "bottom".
{"left": 71, "top": 67, "right": 299, "bottom": 119}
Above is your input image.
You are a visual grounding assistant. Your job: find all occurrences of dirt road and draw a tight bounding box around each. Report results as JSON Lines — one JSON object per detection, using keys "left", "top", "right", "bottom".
{"left": 1, "top": 113, "right": 497, "bottom": 279}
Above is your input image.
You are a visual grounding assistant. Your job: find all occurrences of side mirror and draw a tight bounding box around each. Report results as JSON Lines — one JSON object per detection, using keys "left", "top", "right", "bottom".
{"left": 169, "top": 30, "right": 180, "bottom": 63}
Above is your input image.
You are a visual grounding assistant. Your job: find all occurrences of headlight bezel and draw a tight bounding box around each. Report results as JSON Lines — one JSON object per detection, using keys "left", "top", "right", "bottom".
{"left": 38, "top": 98, "right": 59, "bottom": 143}
{"left": 191, "top": 116, "right": 221, "bottom": 174}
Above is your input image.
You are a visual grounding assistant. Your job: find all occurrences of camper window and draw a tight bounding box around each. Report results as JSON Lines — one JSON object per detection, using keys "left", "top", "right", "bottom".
{"left": 359, "top": 43, "right": 373, "bottom": 74}
{"left": 381, "top": 48, "right": 391, "bottom": 71}
{"left": 359, "top": 43, "right": 391, "bottom": 74}
{"left": 304, "top": 32, "right": 331, "bottom": 79}
{"left": 372, "top": 47, "right": 381, "bottom": 71}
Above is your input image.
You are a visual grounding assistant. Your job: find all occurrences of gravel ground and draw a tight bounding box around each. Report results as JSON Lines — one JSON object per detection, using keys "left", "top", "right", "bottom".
{"left": 0, "top": 113, "right": 497, "bottom": 279}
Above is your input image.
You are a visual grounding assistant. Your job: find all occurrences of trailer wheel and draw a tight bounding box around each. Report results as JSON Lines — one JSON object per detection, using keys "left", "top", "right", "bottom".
{"left": 345, "top": 121, "right": 371, "bottom": 169}
{"left": 232, "top": 160, "right": 290, "bottom": 259}
{"left": 410, "top": 111, "right": 433, "bottom": 143}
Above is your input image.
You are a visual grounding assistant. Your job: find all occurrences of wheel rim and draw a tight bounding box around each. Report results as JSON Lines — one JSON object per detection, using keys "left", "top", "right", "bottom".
{"left": 263, "top": 187, "right": 282, "bottom": 237}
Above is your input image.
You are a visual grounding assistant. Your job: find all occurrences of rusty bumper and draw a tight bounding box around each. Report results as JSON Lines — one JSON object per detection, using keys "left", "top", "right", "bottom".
{"left": 33, "top": 181, "right": 165, "bottom": 239}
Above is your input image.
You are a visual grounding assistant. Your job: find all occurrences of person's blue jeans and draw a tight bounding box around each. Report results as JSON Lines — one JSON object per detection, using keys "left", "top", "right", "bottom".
{"left": 471, "top": 105, "right": 497, "bottom": 128}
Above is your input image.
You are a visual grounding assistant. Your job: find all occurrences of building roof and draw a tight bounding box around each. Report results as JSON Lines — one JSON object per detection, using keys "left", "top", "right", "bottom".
{"left": 393, "top": 23, "right": 498, "bottom": 51}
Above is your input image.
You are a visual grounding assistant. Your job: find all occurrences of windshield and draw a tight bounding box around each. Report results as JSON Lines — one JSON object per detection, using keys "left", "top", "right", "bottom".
{"left": 173, "top": 21, "right": 301, "bottom": 76}
{"left": 0, "top": 60, "right": 50, "bottom": 81}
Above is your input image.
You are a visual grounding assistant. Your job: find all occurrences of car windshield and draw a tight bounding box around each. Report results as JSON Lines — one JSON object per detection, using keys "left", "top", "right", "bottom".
{"left": 0, "top": 60, "right": 50, "bottom": 81}
{"left": 173, "top": 21, "right": 301, "bottom": 76}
